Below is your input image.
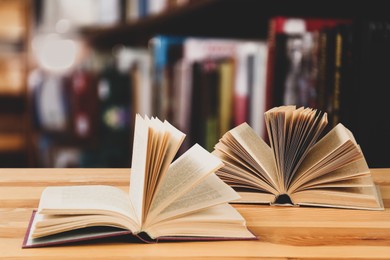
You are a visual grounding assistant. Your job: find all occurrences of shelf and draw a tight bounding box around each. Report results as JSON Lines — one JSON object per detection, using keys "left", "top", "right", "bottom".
{"left": 0, "top": 87, "right": 25, "bottom": 97}
{"left": 0, "top": 0, "right": 31, "bottom": 167}
{"left": 0, "top": 114, "right": 25, "bottom": 132}
{"left": 81, "top": 0, "right": 390, "bottom": 49}
{"left": 82, "top": 0, "right": 218, "bottom": 48}
{"left": 82, "top": 0, "right": 268, "bottom": 49}
{"left": 0, "top": 133, "right": 26, "bottom": 152}
{"left": 0, "top": 95, "right": 26, "bottom": 113}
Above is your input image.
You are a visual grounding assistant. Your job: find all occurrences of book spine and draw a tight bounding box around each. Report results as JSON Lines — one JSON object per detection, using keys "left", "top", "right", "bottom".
{"left": 335, "top": 24, "right": 354, "bottom": 130}
{"left": 332, "top": 29, "right": 342, "bottom": 127}
{"left": 250, "top": 44, "right": 268, "bottom": 139}
{"left": 264, "top": 18, "right": 278, "bottom": 111}
{"left": 189, "top": 62, "right": 203, "bottom": 147}
{"left": 234, "top": 48, "right": 250, "bottom": 126}
{"left": 218, "top": 59, "right": 234, "bottom": 137}
{"left": 316, "top": 30, "right": 328, "bottom": 112}
{"left": 201, "top": 60, "right": 219, "bottom": 151}
{"left": 324, "top": 28, "right": 336, "bottom": 129}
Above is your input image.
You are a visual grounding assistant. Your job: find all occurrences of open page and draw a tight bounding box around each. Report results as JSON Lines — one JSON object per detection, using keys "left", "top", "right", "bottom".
{"left": 145, "top": 119, "right": 185, "bottom": 213}
{"left": 217, "top": 122, "right": 278, "bottom": 193}
{"left": 213, "top": 148, "right": 279, "bottom": 194}
{"left": 146, "top": 144, "right": 223, "bottom": 226}
{"left": 130, "top": 114, "right": 150, "bottom": 224}
{"left": 143, "top": 118, "right": 171, "bottom": 217}
{"left": 264, "top": 106, "right": 328, "bottom": 192}
{"left": 145, "top": 118, "right": 166, "bottom": 204}
{"left": 31, "top": 213, "right": 134, "bottom": 239}
{"left": 145, "top": 173, "right": 239, "bottom": 226}
{"left": 234, "top": 191, "right": 276, "bottom": 204}
{"left": 289, "top": 123, "right": 363, "bottom": 193}
{"left": 130, "top": 115, "right": 185, "bottom": 224}
{"left": 24, "top": 212, "right": 133, "bottom": 248}
{"left": 264, "top": 106, "right": 294, "bottom": 191}
{"left": 294, "top": 158, "right": 370, "bottom": 191}
{"left": 33, "top": 185, "right": 139, "bottom": 237}
{"left": 291, "top": 185, "right": 384, "bottom": 210}
{"left": 145, "top": 204, "right": 255, "bottom": 239}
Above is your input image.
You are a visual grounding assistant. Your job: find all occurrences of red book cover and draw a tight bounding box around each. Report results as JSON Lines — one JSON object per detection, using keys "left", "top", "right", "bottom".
{"left": 233, "top": 95, "right": 248, "bottom": 126}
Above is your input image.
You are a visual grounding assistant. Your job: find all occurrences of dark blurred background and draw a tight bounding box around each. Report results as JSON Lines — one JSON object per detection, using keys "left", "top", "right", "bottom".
{"left": 0, "top": 0, "right": 389, "bottom": 168}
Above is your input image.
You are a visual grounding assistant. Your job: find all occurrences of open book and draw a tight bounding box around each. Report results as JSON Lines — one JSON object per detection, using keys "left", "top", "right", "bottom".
{"left": 213, "top": 106, "right": 383, "bottom": 210}
{"left": 23, "top": 115, "right": 255, "bottom": 248}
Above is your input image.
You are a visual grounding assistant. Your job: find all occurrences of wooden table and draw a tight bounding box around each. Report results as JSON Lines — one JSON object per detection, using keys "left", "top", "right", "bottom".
{"left": 1, "top": 168, "right": 390, "bottom": 259}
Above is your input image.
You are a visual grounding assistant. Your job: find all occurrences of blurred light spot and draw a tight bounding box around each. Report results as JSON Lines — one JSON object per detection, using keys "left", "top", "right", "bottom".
{"left": 32, "top": 33, "right": 78, "bottom": 73}
{"left": 55, "top": 19, "right": 71, "bottom": 34}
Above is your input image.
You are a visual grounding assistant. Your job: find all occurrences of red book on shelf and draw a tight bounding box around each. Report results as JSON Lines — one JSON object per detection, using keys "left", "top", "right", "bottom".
{"left": 264, "top": 16, "right": 352, "bottom": 109}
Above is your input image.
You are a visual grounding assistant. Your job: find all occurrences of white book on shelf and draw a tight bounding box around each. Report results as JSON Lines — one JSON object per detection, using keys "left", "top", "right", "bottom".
{"left": 117, "top": 47, "right": 152, "bottom": 117}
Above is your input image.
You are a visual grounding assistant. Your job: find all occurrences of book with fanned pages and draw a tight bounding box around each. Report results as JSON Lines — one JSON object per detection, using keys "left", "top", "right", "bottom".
{"left": 213, "top": 106, "right": 383, "bottom": 210}
{"left": 22, "top": 115, "right": 256, "bottom": 248}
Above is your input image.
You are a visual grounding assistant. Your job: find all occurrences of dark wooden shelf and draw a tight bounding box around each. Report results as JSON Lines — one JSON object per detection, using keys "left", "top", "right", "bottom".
{"left": 0, "top": 114, "right": 25, "bottom": 132}
{"left": 81, "top": 0, "right": 390, "bottom": 49}
{"left": 81, "top": 0, "right": 225, "bottom": 48}
{"left": 0, "top": 95, "right": 26, "bottom": 113}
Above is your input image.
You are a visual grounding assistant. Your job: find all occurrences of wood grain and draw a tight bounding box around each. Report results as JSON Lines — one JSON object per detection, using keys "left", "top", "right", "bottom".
{"left": 0, "top": 168, "right": 390, "bottom": 259}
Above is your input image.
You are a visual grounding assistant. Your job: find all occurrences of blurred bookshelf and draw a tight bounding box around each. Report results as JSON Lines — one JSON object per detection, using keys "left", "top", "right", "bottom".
{"left": 1, "top": 0, "right": 390, "bottom": 167}
{"left": 81, "top": 0, "right": 390, "bottom": 48}
{"left": 81, "top": 0, "right": 390, "bottom": 168}
{"left": 0, "top": 0, "right": 30, "bottom": 167}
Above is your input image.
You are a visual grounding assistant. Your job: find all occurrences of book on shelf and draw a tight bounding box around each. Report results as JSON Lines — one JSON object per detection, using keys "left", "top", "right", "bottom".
{"left": 331, "top": 24, "right": 354, "bottom": 129}
{"left": 97, "top": 61, "right": 133, "bottom": 167}
{"left": 150, "top": 35, "right": 185, "bottom": 123}
{"left": 116, "top": 47, "right": 152, "bottom": 118}
{"left": 23, "top": 114, "right": 256, "bottom": 248}
{"left": 234, "top": 42, "right": 268, "bottom": 139}
{"left": 148, "top": 36, "right": 268, "bottom": 152}
{"left": 264, "top": 17, "right": 351, "bottom": 110}
{"left": 218, "top": 58, "right": 235, "bottom": 139}
{"left": 264, "top": 18, "right": 390, "bottom": 168}
{"left": 213, "top": 105, "right": 383, "bottom": 210}
{"left": 67, "top": 68, "right": 98, "bottom": 140}
{"left": 197, "top": 59, "right": 220, "bottom": 152}
{"left": 246, "top": 42, "right": 268, "bottom": 140}
{"left": 181, "top": 38, "right": 268, "bottom": 150}
{"left": 183, "top": 38, "right": 239, "bottom": 151}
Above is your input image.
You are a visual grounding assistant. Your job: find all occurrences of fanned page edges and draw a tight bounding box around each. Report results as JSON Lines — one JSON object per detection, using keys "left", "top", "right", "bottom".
{"left": 213, "top": 106, "right": 384, "bottom": 210}
{"left": 24, "top": 114, "right": 256, "bottom": 248}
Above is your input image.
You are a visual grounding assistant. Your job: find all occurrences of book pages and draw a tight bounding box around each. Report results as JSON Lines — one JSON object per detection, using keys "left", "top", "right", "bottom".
{"left": 147, "top": 144, "right": 223, "bottom": 223}
{"left": 213, "top": 106, "right": 383, "bottom": 210}
{"left": 146, "top": 173, "right": 239, "bottom": 226}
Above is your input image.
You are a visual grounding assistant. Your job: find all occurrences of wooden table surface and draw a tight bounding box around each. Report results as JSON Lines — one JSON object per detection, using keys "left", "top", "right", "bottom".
{"left": 1, "top": 168, "right": 390, "bottom": 259}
